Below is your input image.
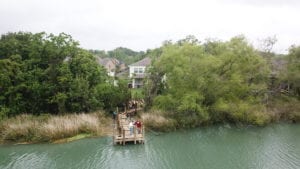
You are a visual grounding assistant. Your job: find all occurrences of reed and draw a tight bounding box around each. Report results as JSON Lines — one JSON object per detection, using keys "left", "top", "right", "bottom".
{"left": 141, "top": 110, "right": 176, "bottom": 131}
{"left": 0, "top": 112, "right": 111, "bottom": 143}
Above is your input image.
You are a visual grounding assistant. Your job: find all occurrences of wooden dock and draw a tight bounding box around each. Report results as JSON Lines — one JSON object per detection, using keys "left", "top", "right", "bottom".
{"left": 113, "top": 113, "right": 145, "bottom": 145}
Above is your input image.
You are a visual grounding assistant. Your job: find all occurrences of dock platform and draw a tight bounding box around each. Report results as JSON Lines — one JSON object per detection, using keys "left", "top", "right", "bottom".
{"left": 113, "top": 114, "right": 145, "bottom": 145}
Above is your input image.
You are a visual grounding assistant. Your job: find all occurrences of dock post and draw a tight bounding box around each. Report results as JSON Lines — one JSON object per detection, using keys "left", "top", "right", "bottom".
{"left": 134, "top": 127, "right": 137, "bottom": 144}
{"left": 122, "top": 129, "right": 125, "bottom": 146}
{"left": 142, "top": 126, "right": 145, "bottom": 144}
{"left": 113, "top": 124, "right": 115, "bottom": 145}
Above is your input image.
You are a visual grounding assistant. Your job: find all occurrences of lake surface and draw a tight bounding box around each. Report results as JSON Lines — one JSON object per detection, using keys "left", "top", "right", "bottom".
{"left": 0, "top": 123, "right": 300, "bottom": 169}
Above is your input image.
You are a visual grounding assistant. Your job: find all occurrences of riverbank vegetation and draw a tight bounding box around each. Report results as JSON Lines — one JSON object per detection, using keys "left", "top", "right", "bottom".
{"left": 141, "top": 110, "right": 176, "bottom": 131}
{"left": 143, "top": 35, "right": 300, "bottom": 128}
{"left": 0, "top": 32, "right": 299, "bottom": 143}
{"left": 0, "top": 112, "right": 111, "bottom": 144}
{"left": 0, "top": 32, "right": 128, "bottom": 143}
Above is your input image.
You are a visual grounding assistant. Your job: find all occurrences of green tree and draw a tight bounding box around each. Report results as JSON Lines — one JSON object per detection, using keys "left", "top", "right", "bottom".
{"left": 148, "top": 35, "right": 270, "bottom": 126}
{"left": 285, "top": 46, "right": 300, "bottom": 98}
{"left": 0, "top": 32, "right": 130, "bottom": 117}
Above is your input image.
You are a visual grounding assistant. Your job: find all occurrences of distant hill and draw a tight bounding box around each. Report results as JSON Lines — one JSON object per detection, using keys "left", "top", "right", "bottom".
{"left": 89, "top": 47, "right": 145, "bottom": 65}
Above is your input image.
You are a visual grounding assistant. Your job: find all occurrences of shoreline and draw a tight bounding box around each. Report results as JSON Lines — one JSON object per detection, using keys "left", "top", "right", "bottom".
{"left": 2, "top": 121, "right": 299, "bottom": 146}
{"left": 1, "top": 133, "right": 111, "bottom": 146}
{"left": 0, "top": 112, "right": 298, "bottom": 145}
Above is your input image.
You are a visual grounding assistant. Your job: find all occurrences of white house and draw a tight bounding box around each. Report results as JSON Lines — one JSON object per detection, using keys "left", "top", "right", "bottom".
{"left": 129, "top": 57, "right": 151, "bottom": 88}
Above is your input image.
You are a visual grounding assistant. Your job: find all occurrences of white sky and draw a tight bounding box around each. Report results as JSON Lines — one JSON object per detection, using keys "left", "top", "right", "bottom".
{"left": 1, "top": 0, "right": 300, "bottom": 53}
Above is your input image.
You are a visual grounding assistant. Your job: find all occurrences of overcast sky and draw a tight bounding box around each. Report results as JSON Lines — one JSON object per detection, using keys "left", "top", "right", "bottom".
{"left": 1, "top": 0, "right": 300, "bottom": 53}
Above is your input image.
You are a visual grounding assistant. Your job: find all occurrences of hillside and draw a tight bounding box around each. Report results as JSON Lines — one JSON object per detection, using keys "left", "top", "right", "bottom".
{"left": 89, "top": 47, "right": 145, "bottom": 65}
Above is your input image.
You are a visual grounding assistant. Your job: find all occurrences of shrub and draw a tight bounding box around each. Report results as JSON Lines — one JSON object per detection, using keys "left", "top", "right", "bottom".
{"left": 247, "top": 111, "right": 271, "bottom": 126}
{"left": 0, "top": 106, "right": 10, "bottom": 120}
{"left": 268, "top": 96, "right": 300, "bottom": 122}
{"left": 213, "top": 99, "right": 251, "bottom": 123}
{"left": 288, "top": 111, "right": 300, "bottom": 122}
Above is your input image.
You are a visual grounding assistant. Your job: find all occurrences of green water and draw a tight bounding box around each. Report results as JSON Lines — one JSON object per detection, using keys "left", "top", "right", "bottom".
{"left": 0, "top": 123, "right": 300, "bottom": 169}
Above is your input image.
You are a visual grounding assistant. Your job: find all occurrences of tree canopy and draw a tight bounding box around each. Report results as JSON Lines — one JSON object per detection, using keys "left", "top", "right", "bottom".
{"left": 0, "top": 32, "right": 130, "bottom": 118}
{"left": 146, "top": 36, "right": 272, "bottom": 126}
{"left": 285, "top": 46, "right": 300, "bottom": 98}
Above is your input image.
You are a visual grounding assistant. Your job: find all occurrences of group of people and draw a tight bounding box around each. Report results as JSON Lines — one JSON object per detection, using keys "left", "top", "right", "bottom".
{"left": 113, "top": 109, "right": 143, "bottom": 136}
{"left": 129, "top": 120, "right": 142, "bottom": 135}
{"left": 112, "top": 100, "right": 145, "bottom": 136}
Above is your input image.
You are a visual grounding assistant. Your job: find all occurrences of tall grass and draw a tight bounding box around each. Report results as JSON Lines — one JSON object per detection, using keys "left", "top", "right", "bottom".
{"left": 141, "top": 110, "right": 176, "bottom": 131}
{"left": 0, "top": 112, "right": 111, "bottom": 143}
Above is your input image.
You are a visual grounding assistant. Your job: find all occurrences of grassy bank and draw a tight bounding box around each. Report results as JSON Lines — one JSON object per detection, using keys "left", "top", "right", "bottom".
{"left": 141, "top": 110, "right": 177, "bottom": 131}
{"left": 140, "top": 98, "right": 300, "bottom": 131}
{"left": 1, "top": 98, "right": 298, "bottom": 144}
{"left": 0, "top": 112, "right": 112, "bottom": 144}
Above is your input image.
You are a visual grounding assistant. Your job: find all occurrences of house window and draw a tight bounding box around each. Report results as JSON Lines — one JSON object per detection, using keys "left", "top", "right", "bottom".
{"left": 138, "top": 68, "right": 143, "bottom": 73}
{"left": 134, "top": 67, "right": 144, "bottom": 74}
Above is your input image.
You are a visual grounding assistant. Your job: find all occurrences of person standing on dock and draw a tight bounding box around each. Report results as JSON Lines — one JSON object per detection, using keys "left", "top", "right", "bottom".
{"left": 113, "top": 111, "right": 117, "bottom": 121}
{"left": 129, "top": 121, "right": 134, "bottom": 135}
{"left": 134, "top": 120, "right": 142, "bottom": 134}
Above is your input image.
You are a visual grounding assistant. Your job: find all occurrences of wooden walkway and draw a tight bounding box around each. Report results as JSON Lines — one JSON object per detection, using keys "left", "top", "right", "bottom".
{"left": 113, "top": 114, "right": 145, "bottom": 145}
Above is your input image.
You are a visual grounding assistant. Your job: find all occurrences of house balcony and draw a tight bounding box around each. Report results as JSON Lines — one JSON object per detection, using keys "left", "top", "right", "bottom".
{"left": 131, "top": 73, "right": 148, "bottom": 79}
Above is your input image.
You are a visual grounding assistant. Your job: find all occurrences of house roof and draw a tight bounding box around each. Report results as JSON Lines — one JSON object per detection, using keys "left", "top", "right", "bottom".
{"left": 97, "top": 57, "right": 116, "bottom": 66}
{"left": 129, "top": 57, "right": 151, "bottom": 67}
{"left": 116, "top": 68, "right": 129, "bottom": 77}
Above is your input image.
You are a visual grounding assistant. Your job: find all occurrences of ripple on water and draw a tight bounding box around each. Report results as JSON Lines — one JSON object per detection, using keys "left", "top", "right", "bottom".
{"left": 0, "top": 124, "right": 300, "bottom": 169}
{"left": 4, "top": 152, "right": 54, "bottom": 169}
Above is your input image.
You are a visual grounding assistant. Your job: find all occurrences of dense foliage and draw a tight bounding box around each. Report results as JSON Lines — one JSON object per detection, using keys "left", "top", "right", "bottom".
{"left": 0, "top": 32, "right": 298, "bottom": 127}
{"left": 285, "top": 46, "right": 300, "bottom": 98}
{"left": 0, "top": 32, "right": 130, "bottom": 118}
{"left": 145, "top": 36, "right": 299, "bottom": 127}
